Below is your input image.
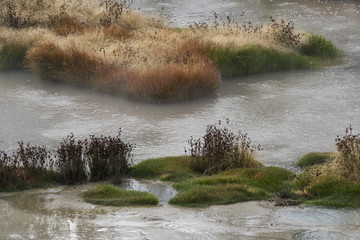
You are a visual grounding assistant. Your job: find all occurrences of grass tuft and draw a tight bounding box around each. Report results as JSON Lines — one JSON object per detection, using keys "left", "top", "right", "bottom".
{"left": 53, "top": 17, "right": 86, "bottom": 36}
{"left": 296, "top": 152, "right": 336, "bottom": 169}
{"left": 128, "top": 156, "right": 200, "bottom": 182}
{"left": 169, "top": 167, "right": 295, "bottom": 207}
{"left": 169, "top": 184, "right": 264, "bottom": 207}
{"left": 306, "top": 177, "right": 360, "bottom": 208}
{"left": 0, "top": 43, "right": 28, "bottom": 70}
{"left": 126, "top": 63, "right": 220, "bottom": 102}
{"left": 300, "top": 34, "right": 342, "bottom": 59}
{"left": 27, "top": 41, "right": 104, "bottom": 84}
{"left": 82, "top": 184, "right": 159, "bottom": 206}
{"left": 205, "top": 44, "right": 317, "bottom": 78}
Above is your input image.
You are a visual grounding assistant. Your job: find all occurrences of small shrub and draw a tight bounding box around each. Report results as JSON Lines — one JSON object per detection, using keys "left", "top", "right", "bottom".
{"left": 0, "top": 141, "right": 62, "bottom": 191}
{"left": 55, "top": 130, "right": 134, "bottom": 184}
{"left": 56, "top": 133, "right": 86, "bottom": 184}
{"left": 0, "top": 141, "right": 52, "bottom": 170}
{"left": 267, "top": 16, "right": 303, "bottom": 48}
{"left": 335, "top": 126, "right": 360, "bottom": 182}
{"left": 300, "top": 34, "right": 341, "bottom": 59}
{"left": 0, "top": 141, "right": 63, "bottom": 191}
{"left": 99, "top": 0, "right": 131, "bottom": 27}
{"left": 0, "top": 130, "right": 134, "bottom": 189}
{"left": 86, "top": 130, "right": 134, "bottom": 181}
{"left": 187, "top": 119, "right": 262, "bottom": 175}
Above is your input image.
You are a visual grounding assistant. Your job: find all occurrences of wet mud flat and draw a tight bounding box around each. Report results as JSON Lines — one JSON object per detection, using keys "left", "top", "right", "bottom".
{"left": 1, "top": 184, "right": 360, "bottom": 240}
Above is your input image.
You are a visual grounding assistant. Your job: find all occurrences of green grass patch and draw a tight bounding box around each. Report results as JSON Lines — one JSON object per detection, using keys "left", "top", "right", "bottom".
{"left": 205, "top": 44, "right": 318, "bottom": 78}
{"left": 0, "top": 167, "right": 63, "bottom": 192}
{"left": 82, "top": 184, "right": 159, "bottom": 206}
{"left": 296, "top": 152, "right": 336, "bottom": 169}
{"left": 169, "top": 184, "right": 266, "bottom": 207}
{"left": 300, "top": 34, "right": 342, "bottom": 59}
{"left": 128, "top": 156, "right": 200, "bottom": 182}
{"left": 0, "top": 43, "right": 28, "bottom": 71}
{"left": 306, "top": 177, "right": 360, "bottom": 208}
{"left": 169, "top": 167, "right": 296, "bottom": 207}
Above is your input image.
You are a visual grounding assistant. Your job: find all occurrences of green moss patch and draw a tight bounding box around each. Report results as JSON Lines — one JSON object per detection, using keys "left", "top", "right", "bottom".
{"left": 82, "top": 184, "right": 159, "bottom": 206}
{"left": 128, "top": 156, "right": 200, "bottom": 182}
{"left": 169, "top": 167, "right": 295, "bottom": 207}
{"left": 169, "top": 184, "right": 265, "bottom": 207}
{"left": 294, "top": 151, "right": 360, "bottom": 208}
{"left": 306, "top": 178, "right": 360, "bottom": 208}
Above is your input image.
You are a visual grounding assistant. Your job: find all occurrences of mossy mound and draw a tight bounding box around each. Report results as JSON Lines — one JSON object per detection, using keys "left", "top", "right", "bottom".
{"left": 82, "top": 184, "right": 159, "bottom": 206}
{"left": 296, "top": 152, "right": 336, "bottom": 169}
{"left": 128, "top": 156, "right": 200, "bottom": 182}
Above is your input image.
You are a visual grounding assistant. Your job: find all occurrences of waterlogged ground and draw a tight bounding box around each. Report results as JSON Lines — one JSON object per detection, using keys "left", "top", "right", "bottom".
{"left": 1, "top": 184, "right": 360, "bottom": 240}
{"left": 1, "top": 0, "right": 360, "bottom": 239}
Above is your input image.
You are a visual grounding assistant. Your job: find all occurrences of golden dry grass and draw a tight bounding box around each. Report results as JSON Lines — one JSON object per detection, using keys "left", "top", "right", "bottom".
{"left": 0, "top": 0, "right": 326, "bottom": 102}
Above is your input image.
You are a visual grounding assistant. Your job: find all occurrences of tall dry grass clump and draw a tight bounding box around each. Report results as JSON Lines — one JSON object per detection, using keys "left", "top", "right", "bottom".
{"left": 53, "top": 16, "right": 86, "bottom": 36}
{"left": 123, "top": 40, "right": 221, "bottom": 102}
{"left": 27, "top": 40, "right": 106, "bottom": 85}
{"left": 125, "top": 63, "right": 220, "bottom": 102}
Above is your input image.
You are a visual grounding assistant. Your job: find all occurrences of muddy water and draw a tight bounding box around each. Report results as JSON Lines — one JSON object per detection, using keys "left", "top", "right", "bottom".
{"left": 1, "top": 0, "right": 360, "bottom": 239}
{"left": 1, "top": 185, "right": 360, "bottom": 240}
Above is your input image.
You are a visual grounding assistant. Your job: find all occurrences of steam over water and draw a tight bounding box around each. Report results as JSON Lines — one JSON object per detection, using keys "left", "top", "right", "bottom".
{"left": 1, "top": 0, "right": 360, "bottom": 239}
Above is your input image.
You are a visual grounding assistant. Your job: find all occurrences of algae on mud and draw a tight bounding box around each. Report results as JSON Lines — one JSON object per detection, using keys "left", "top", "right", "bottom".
{"left": 0, "top": 0, "right": 341, "bottom": 102}
{"left": 81, "top": 184, "right": 159, "bottom": 206}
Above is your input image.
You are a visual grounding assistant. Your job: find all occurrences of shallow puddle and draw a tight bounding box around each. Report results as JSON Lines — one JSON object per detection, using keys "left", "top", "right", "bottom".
{"left": 117, "top": 178, "right": 177, "bottom": 205}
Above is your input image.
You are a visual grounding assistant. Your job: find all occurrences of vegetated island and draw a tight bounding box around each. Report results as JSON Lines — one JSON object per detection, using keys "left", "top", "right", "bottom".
{"left": 1, "top": 121, "right": 360, "bottom": 208}
{"left": 0, "top": 0, "right": 341, "bottom": 102}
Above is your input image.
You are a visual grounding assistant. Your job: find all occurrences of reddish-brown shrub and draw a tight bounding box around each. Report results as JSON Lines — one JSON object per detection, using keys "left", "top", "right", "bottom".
{"left": 53, "top": 17, "right": 86, "bottom": 36}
